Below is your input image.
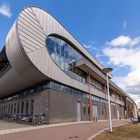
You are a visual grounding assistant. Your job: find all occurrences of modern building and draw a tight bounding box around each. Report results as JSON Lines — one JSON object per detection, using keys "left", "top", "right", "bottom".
{"left": 0, "top": 6, "right": 137, "bottom": 124}
{"left": 137, "top": 102, "right": 140, "bottom": 116}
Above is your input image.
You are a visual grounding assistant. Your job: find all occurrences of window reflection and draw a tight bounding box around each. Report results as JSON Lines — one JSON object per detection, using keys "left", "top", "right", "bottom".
{"left": 46, "top": 36, "right": 86, "bottom": 83}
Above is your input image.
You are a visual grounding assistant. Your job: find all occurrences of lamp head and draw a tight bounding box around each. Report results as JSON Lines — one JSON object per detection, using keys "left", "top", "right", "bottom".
{"left": 102, "top": 67, "right": 113, "bottom": 74}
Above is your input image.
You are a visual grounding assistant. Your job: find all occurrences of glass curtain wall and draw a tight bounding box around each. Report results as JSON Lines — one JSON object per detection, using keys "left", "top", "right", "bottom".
{"left": 46, "top": 36, "right": 86, "bottom": 83}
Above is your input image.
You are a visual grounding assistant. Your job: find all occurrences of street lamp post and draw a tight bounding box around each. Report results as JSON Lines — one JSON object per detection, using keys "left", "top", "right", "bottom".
{"left": 102, "top": 67, "right": 113, "bottom": 132}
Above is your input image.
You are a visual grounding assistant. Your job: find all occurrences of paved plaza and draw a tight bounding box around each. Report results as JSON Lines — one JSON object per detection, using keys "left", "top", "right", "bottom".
{"left": 0, "top": 119, "right": 130, "bottom": 140}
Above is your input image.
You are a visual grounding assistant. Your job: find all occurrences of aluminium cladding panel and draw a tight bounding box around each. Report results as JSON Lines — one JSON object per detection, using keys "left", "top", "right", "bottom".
{"left": 91, "top": 87, "right": 106, "bottom": 99}
{"left": 18, "top": 7, "right": 89, "bottom": 93}
{"left": 31, "top": 7, "right": 103, "bottom": 69}
{"left": 24, "top": 7, "right": 128, "bottom": 106}
{"left": 19, "top": 7, "right": 135, "bottom": 106}
{"left": 0, "top": 68, "right": 30, "bottom": 97}
{"left": 0, "top": 14, "right": 47, "bottom": 97}
{"left": 18, "top": 7, "right": 133, "bottom": 102}
{"left": 5, "top": 15, "right": 46, "bottom": 84}
{"left": 0, "top": 6, "right": 132, "bottom": 103}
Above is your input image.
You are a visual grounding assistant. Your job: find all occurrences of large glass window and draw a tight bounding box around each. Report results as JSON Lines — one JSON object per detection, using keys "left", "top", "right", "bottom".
{"left": 91, "top": 78, "right": 102, "bottom": 91}
{"left": 8, "top": 104, "right": 10, "bottom": 114}
{"left": 46, "top": 36, "right": 86, "bottom": 83}
{"left": 30, "top": 99, "right": 34, "bottom": 114}
{"left": 17, "top": 102, "right": 20, "bottom": 114}
{"left": 49, "top": 81, "right": 86, "bottom": 98}
{"left": 88, "top": 104, "right": 90, "bottom": 115}
{"left": 82, "top": 103, "right": 86, "bottom": 114}
{"left": 14, "top": 103, "right": 16, "bottom": 114}
{"left": 21, "top": 101, "right": 24, "bottom": 114}
{"left": 25, "top": 100, "right": 29, "bottom": 114}
{"left": 11, "top": 104, "right": 13, "bottom": 114}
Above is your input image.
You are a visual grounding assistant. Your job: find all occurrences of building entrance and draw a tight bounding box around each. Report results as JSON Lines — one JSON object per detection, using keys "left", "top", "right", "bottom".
{"left": 92, "top": 105, "right": 98, "bottom": 122}
{"left": 76, "top": 102, "right": 81, "bottom": 121}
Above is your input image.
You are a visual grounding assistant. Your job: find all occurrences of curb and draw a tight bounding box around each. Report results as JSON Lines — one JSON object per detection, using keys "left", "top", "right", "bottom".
{"left": 87, "top": 122, "right": 130, "bottom": 140}
{"left": 0, "top": 121, "right": 91, "bottom": 135}
{"left": 0, "top": 120, "right": 112, "bottom": 135}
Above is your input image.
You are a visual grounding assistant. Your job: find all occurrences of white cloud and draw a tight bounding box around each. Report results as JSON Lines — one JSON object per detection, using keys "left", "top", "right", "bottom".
{"left": 108, "top": 35, "right": 131, "bottom": 46}
{"left": 108, "top": 35, "right": 140, "bottom": 47}
{"left": 83, "top": 44, "right": 98, "bottom": 50}
{"left": 103, "top": 47, "right": 140, "bottom": 86}
{"left": 103, "top": 35, "right": 140, "bottom": 101}
{"left": 0, "top": 3, "right": 12, "bottom": 18}
{"left": 123, "top": 21, "right": 127, "bottom": 29}
{"left": 112, "top": 76, "right": 127, "bottom": 90}
{"left": 103, "top": 47, "right": 140, "bottom": 67}
{"left": 124, "top": 68, "right": 140, "bottom": 87}
{"left": 83, "top": 42, "right": 98, "bottom": 50}
{"left": 129, "top": 94, "right": 140, "bottom": 103}
{"left": 83, "top": 44, "right": 93, "bottom": 49}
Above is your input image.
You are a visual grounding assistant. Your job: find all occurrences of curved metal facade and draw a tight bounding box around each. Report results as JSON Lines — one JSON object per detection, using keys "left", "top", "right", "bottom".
{"left": 0, "top": 6, "right": 135, "bottom": 107}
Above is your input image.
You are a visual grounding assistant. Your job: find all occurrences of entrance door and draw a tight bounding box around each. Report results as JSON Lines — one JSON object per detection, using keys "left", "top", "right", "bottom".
{"left": 76, "top": 102, "right": 81, "bottom": 121}
{"left": 117, "top": 110, "right": 120, "bottom": 120}
{"left": 92, "top": 105, "right": 98, "bottom": 121}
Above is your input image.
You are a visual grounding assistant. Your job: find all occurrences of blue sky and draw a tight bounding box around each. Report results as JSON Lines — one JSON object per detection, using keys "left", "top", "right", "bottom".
{"left": 0, "top": 0, "right": 140, "bottom": 102}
